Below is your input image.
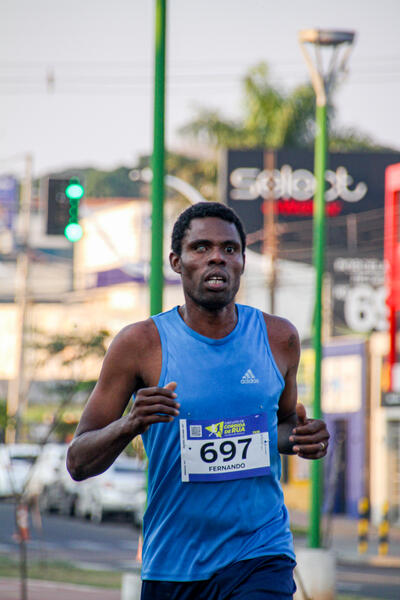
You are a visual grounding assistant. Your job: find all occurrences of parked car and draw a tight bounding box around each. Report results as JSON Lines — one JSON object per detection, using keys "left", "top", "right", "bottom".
{"left": 23, "top": 443, "right": 80, "bottom": 515}
{"left": 131, "top": 487, "right": 146, "bottom": 527}
{"left": 0, "top": 443, "right": 40, "bottom": 498}
{"left": 75, "top": 455, "right": 146, "bottom": 523}
{"left": 38, "top": 450, "right": 83, "bottom": 516}
{"left": 24, "top": 443, "right": 67, "bottom": 501}
{"left": 22, "top": 443, "right": 81, "bottom": 516}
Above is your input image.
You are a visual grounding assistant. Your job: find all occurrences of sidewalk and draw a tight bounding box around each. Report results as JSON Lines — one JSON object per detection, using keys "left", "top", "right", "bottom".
{"left": 290, "top": 508, "right": 400, "bottom": 567}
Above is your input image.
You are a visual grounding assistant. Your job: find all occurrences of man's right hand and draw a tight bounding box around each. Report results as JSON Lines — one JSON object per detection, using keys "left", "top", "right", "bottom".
{"left": 128, "top": 381, "right": 180, "bottom": 435}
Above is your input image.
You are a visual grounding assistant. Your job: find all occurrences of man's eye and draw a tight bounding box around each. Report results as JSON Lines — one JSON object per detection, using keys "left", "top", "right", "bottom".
{"left": 225, "top": 246, "right": 235, "bottom": 254}
{"left": 195, "top": 245, "right": 207, "bottom": 252}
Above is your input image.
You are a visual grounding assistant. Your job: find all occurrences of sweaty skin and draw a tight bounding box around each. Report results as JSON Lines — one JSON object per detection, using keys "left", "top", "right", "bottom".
{"left": 67, "top": 217, "right": 329, "bottom": 481}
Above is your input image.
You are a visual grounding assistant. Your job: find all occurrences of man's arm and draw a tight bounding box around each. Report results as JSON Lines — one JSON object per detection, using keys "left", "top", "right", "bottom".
{"left": 264, "top": 314, "right": 330, "bottom": 458}
{"left": 66, "top": 320, "right": 180, "bottom": 481}
{"left": 276, "top": 325, "right": 300, "bottom": 455}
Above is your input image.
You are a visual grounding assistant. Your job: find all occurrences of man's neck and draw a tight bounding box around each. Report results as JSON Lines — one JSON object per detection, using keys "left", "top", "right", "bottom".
{"left": 178, "top": 301, "right": 238, "bottom": 339}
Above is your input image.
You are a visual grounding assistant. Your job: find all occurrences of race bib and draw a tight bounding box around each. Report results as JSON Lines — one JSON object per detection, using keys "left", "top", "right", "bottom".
{"left": 180, "top": 413, "right": 270, "bottom": 482}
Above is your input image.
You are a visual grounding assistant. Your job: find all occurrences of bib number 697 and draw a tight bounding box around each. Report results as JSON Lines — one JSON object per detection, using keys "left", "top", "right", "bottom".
{"left": 200, "top": 438, "right": 251, "bottom": 463}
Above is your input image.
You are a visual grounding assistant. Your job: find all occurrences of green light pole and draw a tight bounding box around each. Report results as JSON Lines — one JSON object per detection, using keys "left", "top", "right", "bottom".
{"left": 150, "top": 0, "right": 167, "bottom": 316}
{"left": 299, "top": 28, "right": 355, "bottom": 548}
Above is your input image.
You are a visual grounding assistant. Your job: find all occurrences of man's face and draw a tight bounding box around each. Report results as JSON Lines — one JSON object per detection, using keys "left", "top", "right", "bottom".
{"left": 170, "top": 217, "right": 245, "bottom": 311}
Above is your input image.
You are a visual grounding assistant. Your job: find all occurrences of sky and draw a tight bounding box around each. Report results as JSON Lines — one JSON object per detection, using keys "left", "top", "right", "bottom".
{"left": 1, "top": 0, "right": 400, "bottom": 178}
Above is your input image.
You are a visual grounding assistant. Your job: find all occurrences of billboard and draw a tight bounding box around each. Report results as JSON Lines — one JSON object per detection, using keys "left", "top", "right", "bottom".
{"left": 222, "top": 149, "right": 400, "bottom": 335}
{"left": 0, "top": 175, "right": 19, "bottom": 254}
{"left": 0, "top": 175, "right": 18, "bottom": 230}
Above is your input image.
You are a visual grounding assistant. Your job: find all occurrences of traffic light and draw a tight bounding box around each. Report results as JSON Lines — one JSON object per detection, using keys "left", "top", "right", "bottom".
{"left": 46, "top": 178, "right": 70, "bottom": 235}
{"left": 45, "top": 177, "right": 84, "bottom": 241}
{"left": 64, "top": 178, "right": 84, "bottom": 242}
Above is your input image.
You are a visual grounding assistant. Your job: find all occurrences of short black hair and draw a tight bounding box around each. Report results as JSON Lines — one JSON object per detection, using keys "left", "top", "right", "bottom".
{"left": 171, "top": 202, "right": 246, "bottom": 256}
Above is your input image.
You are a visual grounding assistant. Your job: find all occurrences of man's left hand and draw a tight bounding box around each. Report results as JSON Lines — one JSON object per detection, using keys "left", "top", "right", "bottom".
{"left": 289, "top": 403, "right": 330, "bottom": 459}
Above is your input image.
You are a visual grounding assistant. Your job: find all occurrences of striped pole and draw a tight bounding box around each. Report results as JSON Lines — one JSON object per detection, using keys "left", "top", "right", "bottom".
{"left": 357, "top": 497, "right": 369, "bottom": 554}
{"left": 378, "top": 501, "right": 389, "bottom": 556}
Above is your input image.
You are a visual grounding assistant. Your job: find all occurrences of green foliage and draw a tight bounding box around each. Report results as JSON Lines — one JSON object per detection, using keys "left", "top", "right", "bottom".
{"left": 37, "top": 62, "right": 395, "bottom": 205}
{"left": 46, "top": 166, "right": 141, "bottom": 198}
{"left": 84, "top": 166, "right": 141, "bottom": 198}
{"left": 47, "top": 154, "right": 217, "bottom": 202}
{"left": 0, "top": 398, "right": 7, "bottom": 442}
{"left": 34, "top": 329, "right": 110, "bottom": 366}
{"left": 180, "top": 61, "right": 394, "bottom": 153}
{"left": 179, "top": 63, "right": 317, "bottom": 149}
{"left": 127, "top": 151, "right": 218, "bottom": 203}
{"left": 52, "top": 418, "right": 80, "bottom": 441}
{"left": 179, "top": 109, "right": 244, "bottom": 149}
{"left": 166, "top": 152, "right": 218, "bottom": 202}
{"left": 0, "top": 555, "right": 122, "bottom": 589}
{"left": 23, "top": 330, "right": 111, "bottom": 442}
{"left": 329, "top": 127, "right": 396, "bottom": 152}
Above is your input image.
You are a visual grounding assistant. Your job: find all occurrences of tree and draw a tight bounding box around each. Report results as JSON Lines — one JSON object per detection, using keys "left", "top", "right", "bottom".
{"left": 179, "top": 63, "right": 315, "bottom": 149}
{"left": 179, "top": 61, "right": 394, "bottom": 153}
{"left": 40, "top": 166, "right": 142, "bottom": 199}
{"left": 166, "top": 153, "right": 218, "bottom": 202}
{"left": 41, "top": 62, "right": 394, "bottom": 208}
{"left": 0, "top": 398, "right": 6, "bottom": 443}
{"left": 133, "top": 151, "right": 219, "bottom": 203}
{"left": 83, "top": 167, "right": 141, "bottom": 198}
{"left": 24, "top": 328, "right": 111, "bottom": 442}
{"left": 8, "top": 328, "right": 111, "bottom": 600}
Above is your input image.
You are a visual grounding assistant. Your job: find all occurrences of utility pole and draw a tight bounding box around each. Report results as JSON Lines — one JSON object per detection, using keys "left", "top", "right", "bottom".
{"left": 6, "top": 154, "right": 33, "bottom": 443}
{"left": 263, "top": 150, "right": 277, "bottom": 314}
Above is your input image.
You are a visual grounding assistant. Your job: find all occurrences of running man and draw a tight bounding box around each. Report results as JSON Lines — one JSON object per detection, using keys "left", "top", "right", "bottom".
{"left": 67, "top": 202, "right": 330, "bottom": 600}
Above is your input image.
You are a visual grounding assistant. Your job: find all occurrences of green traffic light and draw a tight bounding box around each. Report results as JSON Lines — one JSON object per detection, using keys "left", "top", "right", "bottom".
{"left": 64, "top": 222, "right": 83, "bottom": 242}
{"left": 65, "top": 181, "right": 84, "bottom": 200}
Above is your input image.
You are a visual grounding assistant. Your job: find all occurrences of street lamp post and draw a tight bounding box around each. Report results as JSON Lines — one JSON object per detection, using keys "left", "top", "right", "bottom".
{"left": 299, "top": 28, "right": 355, "bottom": 548}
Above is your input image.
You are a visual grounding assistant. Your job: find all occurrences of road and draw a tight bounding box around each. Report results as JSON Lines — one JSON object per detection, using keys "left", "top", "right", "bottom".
{"left": 1, "top": 501, "right": 400, "bottom": 598}
{"left": 335, "top": 563, "right": 400, "bottom": 599}
{"left": 0, "top": 500, "right": 140, "bottom": 571}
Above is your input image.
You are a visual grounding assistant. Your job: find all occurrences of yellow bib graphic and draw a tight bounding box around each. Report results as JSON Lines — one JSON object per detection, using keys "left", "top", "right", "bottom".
{"left": 205, "top": 421, "right": 224, "bottom": 438}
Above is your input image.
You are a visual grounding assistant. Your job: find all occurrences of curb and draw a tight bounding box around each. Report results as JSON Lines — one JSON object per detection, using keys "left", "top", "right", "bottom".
{"left": 337, "top": 554, "right": 400, "bottom": 568}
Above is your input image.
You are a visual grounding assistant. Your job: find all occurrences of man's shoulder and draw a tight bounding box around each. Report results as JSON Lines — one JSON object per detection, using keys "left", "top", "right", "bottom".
{"left": 261, "top": 312, "right": 300, "bottom": 354}
{"left": 112, "top": 317, "right": 160, "bottom": 355}
{"left": 261, "top": 312, "right": 298, "bottom": 336}
{"left": 257, "top": 312, "right": 300, "bottom": 376}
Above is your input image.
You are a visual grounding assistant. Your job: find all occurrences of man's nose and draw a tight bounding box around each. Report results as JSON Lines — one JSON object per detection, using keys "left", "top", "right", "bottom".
{"left": 208, "top": 247, "right": 226, "bottom": 263}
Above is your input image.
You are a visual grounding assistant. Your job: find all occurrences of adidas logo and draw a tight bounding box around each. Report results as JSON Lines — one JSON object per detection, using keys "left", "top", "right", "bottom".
{"left": 240, "top": 369, "right": 259, "bottom": 384}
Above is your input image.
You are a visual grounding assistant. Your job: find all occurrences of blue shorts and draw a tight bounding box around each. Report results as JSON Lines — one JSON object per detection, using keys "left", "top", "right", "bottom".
{"left": 140, "top": 554, "right": 297, "bottom": 600}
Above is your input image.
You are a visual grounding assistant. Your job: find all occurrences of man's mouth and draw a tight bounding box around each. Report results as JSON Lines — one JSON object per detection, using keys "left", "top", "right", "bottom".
{"left": 204, "top": 274, "right": 227, "bottom": 290}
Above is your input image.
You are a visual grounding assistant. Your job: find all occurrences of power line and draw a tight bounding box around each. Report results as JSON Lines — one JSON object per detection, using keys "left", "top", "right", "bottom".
{"left": 0, "top": 52, "right": 399, "bottom": 68}
{"left": 1, "top": 77, "right": 399, "bottom": 95}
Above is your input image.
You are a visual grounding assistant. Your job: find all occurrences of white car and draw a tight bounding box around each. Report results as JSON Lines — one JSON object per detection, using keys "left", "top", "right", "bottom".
{"left": 131, "top": 487, "right": 147, "bottom": 527}
{"left": 23, "top": 443, "right": 82, "bottom": 515}
{"left": 0, "top": 443, "right": 40, "bottom": 498}
{"left": 24, "top": 443, "right": 68, "bottom": 501}
{"left": 38, "top": 449, "right": 83, "bottom": 516}
{"left": 75, "top": 455, "right": 146, "bottom": 523}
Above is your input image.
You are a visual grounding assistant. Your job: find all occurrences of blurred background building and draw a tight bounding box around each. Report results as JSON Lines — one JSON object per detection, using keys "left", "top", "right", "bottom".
{"left": 1, "top": 148, "right": 400, "bottom": 527}
{"left": 1, "top": 0, "right": 400, "bottom": 532}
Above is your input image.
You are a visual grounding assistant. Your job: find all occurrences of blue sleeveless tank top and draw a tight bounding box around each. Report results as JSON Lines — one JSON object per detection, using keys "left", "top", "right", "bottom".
{"left": 141, "top": 304, "right": 295, "bottom": 581}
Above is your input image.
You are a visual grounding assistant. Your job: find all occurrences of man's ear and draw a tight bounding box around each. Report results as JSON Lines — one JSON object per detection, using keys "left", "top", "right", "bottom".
{"left": 169, "top": 251, "right": 182, "bottom": 274}
{"left": 241, "top": 252, "right": 246, "bottom": 274}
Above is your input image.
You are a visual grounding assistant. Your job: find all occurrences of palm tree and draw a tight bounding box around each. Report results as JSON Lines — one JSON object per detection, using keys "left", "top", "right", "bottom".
{"left": 179, "top": 61, "right": 391, "bottom": 152}
{"left": 179, "top": 63, "right": 318, "bottom": 149}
